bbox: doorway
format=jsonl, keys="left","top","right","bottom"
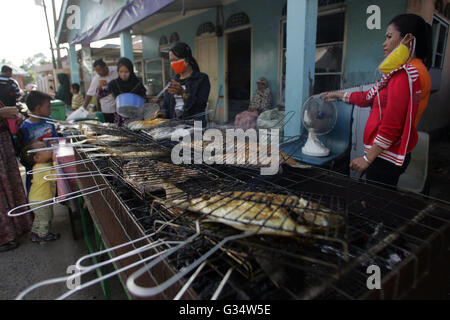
{"left": 195, "top": 33, "right": 219, "bottom": 122}
{"left": 225, "top": 27, "right": 252, "bottom": 123}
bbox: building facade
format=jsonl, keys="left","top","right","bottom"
{"left": 56, "top": 0, "right": 450, "bottom": 149}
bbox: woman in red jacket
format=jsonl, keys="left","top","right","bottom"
{"left": 322, "top": 14, "right": 432, "bottom": 187}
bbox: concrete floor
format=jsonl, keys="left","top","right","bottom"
{"left": 1, "top": 132, "right": 449, "bottom": 300}
{"left": 0, "top": 166, "right": 127, "bottom": 300}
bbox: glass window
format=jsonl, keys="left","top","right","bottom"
{"left": 316, "top": 12, "right": 345, "bottom": 45}
{"left": 279, "top": 10, "right": 346, "bottom": 102}
{"left": 432, "top": 15, "right": 449, "bottom": 69}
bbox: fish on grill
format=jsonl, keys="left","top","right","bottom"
{"left": 146, "top": 124, "right": 194, "bottom": 141}
{"left": 80, "top": 143, "right": 171, "bottom": 158}
{"left": 179, "top": 140, "right": 310, "bottom": 169}
{"left": 185, "top": 191, "right": 311, "bottom": 237}
{"left": 85, "top": 135, "right": 133, "bottom": 143}
{"left": 122, "top": 160, "right": 200, "bottom": 193}
{"left": 161, "top": 189, "right": 344, "bottom": 237}
{"left": 127, "top": 118, "right": 168, "bottom": 130}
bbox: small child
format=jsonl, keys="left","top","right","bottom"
{"left": 70, "top": 83, "right": 84, "bottom": 111}
{"left": 20, "top": 91, "right": 58, "bottom": 195}
{"left": 22, "top": 141, "right": 60, "bottom": 244}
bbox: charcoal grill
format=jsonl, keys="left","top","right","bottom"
{"left": 65, "top": 125, "right": 450, "bottom": 300}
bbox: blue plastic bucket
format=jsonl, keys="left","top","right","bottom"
{"left": 116, "top": 93, "right": 145, "bottom": 118}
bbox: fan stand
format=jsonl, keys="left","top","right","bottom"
{"left": 302, "top": 131, "right": 330, "bottom": 157}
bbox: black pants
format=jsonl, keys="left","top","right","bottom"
{"left": 103, "top": 113, "right": 115, "bottom": 123}
{"left": 364, "top": 154, "right": 411, "bottom": 189}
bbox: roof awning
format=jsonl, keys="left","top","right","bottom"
{"left": 68, "top": 0, "right": 231, "bottom": 45}
{"left": 70, "top": 0, "right": 177, "bottom": 45}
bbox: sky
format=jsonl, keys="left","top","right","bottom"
{"left": 0, "top": 0, "right": 120, "bottom": 68}
{"left": 0, "top": 0, "right": 66, "bottom": 66}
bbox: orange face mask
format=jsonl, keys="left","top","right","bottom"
{"left": 171, "top": 59, "right": 187, "bottom": 74}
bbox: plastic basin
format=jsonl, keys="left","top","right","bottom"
{"left": 116, "top": 93, "right": 145, "bottom": 118}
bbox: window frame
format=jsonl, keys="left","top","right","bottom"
{"left": 431, "top": 13, "right": 449, "bottom": 70}
{"left": 278, "top": 5, "right": 347, "bottom": 104}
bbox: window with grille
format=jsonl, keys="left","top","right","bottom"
{"left": 431, "top": 14, "right": 449, "bottom": 69}
{"left": 197, "top": 22, "right": 216, "bottom": 36}
{"left": 225, "top": 13, "right": 250, "bottom": 29}
{"left": 279, "top": 9, "right": 346, "bottom": 104}
{"left": 170, "top": 32, "right": 180, "bottom": 43}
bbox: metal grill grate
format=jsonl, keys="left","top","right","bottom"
{"left": 49, "top": 123, "right": 450, "bottom": 300}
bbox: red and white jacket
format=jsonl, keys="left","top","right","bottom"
{"left": 344, "top": 65, "right": 421, "bottom": 166}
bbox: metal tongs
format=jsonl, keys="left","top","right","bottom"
{"left": 126, "top": 219, "right": 255, "bottom": 298}
{"left": 16, "top": 214, "right": 189, "bottom": 300}
{"left": 7, "top": 185, "right": 109, "bottom": 217}
{"left": 28, "top": 114, "right": 72, "bottom": 125}
{"left": 15, "top": 235, "right": 183, "bottom": 300}
{"left": 26, "top": 140, "right": 91, "bottom": 154}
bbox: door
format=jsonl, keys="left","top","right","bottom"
{"left": 195, "top": 33, "right": 219, "bottom": 123}
{"left": 224, "top": 27, "right": 252, "bottom": 123}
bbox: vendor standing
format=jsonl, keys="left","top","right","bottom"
{"left": 155, "top": 42, "right": 211, "bottom": 126}
{"left": 321, "top": 14, "right": 432, "bottom": 188}
{"left": 108, "top": 57, "right": 147, "bottom": 127}
{"left": 82, "top": 59, "right": 118, "bottom": 123}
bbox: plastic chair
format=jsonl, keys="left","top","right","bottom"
{"left": 280, "top": 101, "right": 354, "bottom": 167}
{"left": 397, "top": 132, "right": 430, "bottom": 195}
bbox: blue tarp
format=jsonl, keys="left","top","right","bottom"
{"left": 70, "top": 0, "right": 176, "bottom": 45}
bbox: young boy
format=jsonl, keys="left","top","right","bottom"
{"left": 22, "top": 141, "right": 60, "bottom": 244}
{"left": 70, "top": 83, "right": 84, "bottom": 111}
{"left": 20, "top": 91, "right": 58, "bottom": 195}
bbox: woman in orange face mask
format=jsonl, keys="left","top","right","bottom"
{"left": 155, "top": 42, "right": 211, "bottom": 126}
{"left": 321, "top": 14, "right": 432, "bottom": 188}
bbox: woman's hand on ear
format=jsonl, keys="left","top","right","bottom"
{"left": 401, "top": 33, "right": 414, "bottom": 46}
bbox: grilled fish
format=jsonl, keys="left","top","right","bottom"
{"left": 163, "top": 189, "right": 344, "bottom": 236}
{"left": 147, "top": 125, "right": 194, "bottom": 141}
{"left": 186, "top": 191, "right": 311, "bottom": 237}
{"left": 127, "top": 118, "right": 167, "bottom": 130}
{"left": 180, "top": 140, "right": 310, "bottom": 169}
{"left": 122, "top": 160, "right": 200, "bottom": 193}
